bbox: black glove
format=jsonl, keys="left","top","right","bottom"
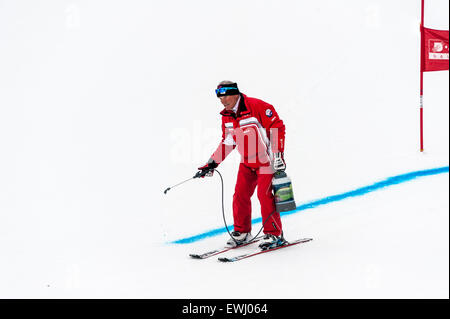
{"left": 195, "top": 159, "right": 218, "bottom": 178}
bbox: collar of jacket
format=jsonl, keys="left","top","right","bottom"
{"left": 219, "top": 93, "right": 251, "bottom": 118}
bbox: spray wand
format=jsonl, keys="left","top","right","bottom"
{"left": 163, "top": 171, "right": 205, "bottom": 194}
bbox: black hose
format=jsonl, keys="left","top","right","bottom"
{"left": 214, "top": 169, "right": 281, "bottom": 246}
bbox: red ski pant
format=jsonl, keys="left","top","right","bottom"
{"left": 232, "top": 163, "right": 282, "bottom": 236}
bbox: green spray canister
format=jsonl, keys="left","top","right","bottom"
{"left": 272, "top": 171, "right": 296, "bottom": 212}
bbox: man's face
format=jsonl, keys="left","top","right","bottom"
{"left": 219, "top": 94, "right": 240, "bottom": 111}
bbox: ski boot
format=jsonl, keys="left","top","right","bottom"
{"left": 258, "top": 234, "right": 286, "bottom": 251}
{"left": 226, "top": 231, "right": 253, "bottom": 247}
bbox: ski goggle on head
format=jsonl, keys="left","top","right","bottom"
{"left": 215, "top": 86, "right": 240, "bottom": 97}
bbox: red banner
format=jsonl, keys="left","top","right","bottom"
{"left": 421, "top": 26, "right": 449, "bottom": 72}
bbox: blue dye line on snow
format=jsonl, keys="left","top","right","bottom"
{"left": 170, "top": 166, "right": 449, "bottom": 244}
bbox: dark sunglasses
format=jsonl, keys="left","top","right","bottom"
{"left": 215, "top": 87, "right": 238, "bottom": 95}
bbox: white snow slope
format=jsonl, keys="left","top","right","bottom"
{"left": 0, "top": 0, "right": 448, "bottom": 298}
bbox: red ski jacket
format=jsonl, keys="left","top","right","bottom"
{"left": 210, "top": 94, "right": 286, "bottom": 168}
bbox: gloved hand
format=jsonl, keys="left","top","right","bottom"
{"left": 195, "top": 159, "right": 218, "bottom": 178}
{"left": 272, "top": 152, "right": 286, "bottom": 171}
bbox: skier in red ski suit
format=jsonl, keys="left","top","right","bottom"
{"left": 198, "top": 81, "right": 287, "bottom": 248}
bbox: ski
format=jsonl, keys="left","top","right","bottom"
{"left": 218, "top": 238, "right": 313, "bottom": 262}
{"left": 189, "top": 236, "right": 264, "bottom": 259}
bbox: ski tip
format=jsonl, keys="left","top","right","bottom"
{"left": 189, "top": 254, "right": 202, "bottom": 259}
{"left": 285, "top": 237, "right": 313, "bottom": 244}
{"left": 218, "top": 257, "right": 232, "bottom": 262}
